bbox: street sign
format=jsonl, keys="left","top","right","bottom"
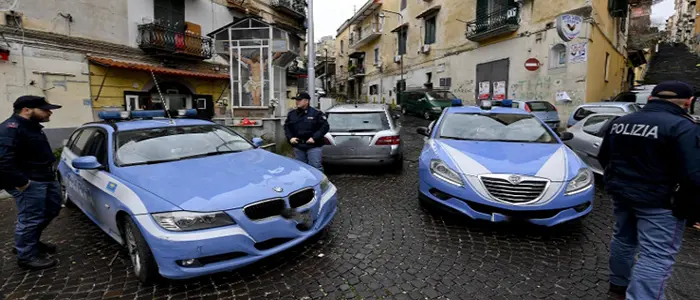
{"left": 524, "top": 58, "right": 540, "bottom": 71}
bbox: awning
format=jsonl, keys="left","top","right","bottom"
{"left": 391, "top": 23, "right": 409, "bottom": 33}
{"left": 349, "top": 51, "right": 365, "bottom": 59}
{"left": 416, "top": 5, "right": 441, "bottom": 19}
{"left": 88, "top": 56, "right": 229, "bottom": 80}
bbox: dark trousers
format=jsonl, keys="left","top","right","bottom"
{"left": 7, "top": 180, "right": 62, "bottom": 260}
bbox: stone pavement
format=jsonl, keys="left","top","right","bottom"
{"left": 1, "top": 116, "right": 699, "bottom": 300}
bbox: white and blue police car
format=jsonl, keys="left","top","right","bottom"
{"left": 57, "top": 109, "right": 338, "bottom": 282}
{"left": 415, "top": 100, "right": 594, "bottom": 227}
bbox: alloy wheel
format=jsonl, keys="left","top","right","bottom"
{"left": 125, "top": 225, "right": 142, "bottom": 275}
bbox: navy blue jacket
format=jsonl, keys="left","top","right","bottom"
{"left": 284, "top": 107, "right": 329, "bottom": 150}
{"left": 0, "top": 114, "right": 57, "bottom": 189}
{"left": 598, "top": 100, "right": 700, "bottom": 209}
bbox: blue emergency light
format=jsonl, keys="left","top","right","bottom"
{"left": 98, "top": 111, "right": 131, "bottom": 120}
{"left": 480, "top": 100, "right": 493, "bottom": 110}
{"left": 176, "top": 109, "right": 198, "bottom": 117}
{"left": 131, "top": 110, "right": 166, "bottom": 119}
{"left": 500, "top": 99, "right": 513, "bottom": 108}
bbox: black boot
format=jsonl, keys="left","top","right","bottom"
{"left": 609, "top": 283, "right": 627, "bottom": 299}
{"left": 17, "top": 255, "right": 57, "bottom": 270}
{"left": 12, "top": 242, "right": 56, "bottom": 255}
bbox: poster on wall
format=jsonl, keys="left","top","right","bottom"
{"left": 569, "top": 41, "right": 587, "bottom": 64}
{"left": 556, "top": 14, "right": 584, "bottom": 42}
{"left": 478, "top": 81, "right": 491, "bottom": 100}
{"left": 493, "top": 81, "right": 506, "bottom": 100}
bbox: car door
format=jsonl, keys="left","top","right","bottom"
{"left": 61, "top": 128, "right": 97, "bottom": 211}
{"left": 575, "top": 115, "right": 618, "bottom": 173}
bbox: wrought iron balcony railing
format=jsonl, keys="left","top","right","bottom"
{"left": 465, "top": 5, "right": 520, "bottom": 42}
{"left": 271, "top": 0, "right": 306, "bottom": 19}
{"left": 137, "top": 23, "right": 214, "bottom": 60}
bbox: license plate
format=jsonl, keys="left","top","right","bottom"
{"left": 287, "top": 209, "right": 313, "bottom": 228}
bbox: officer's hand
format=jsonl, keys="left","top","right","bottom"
{"left": 290, "top": 137, "right": 299, "bottom": 144}
{"left": 306, "top": 138, "right": 315, "bottom": 144}
{"left": 17, "top": 181, "right": 30, "bottom": 192}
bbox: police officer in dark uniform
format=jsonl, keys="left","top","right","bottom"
{"left": 284, "top": 92, "right": 329, "bottom": 172}
{"left": 598, "top": 81, "right": 700, "bottom": 300}
{"left": 0, "top": 96, "right": 63, "bottom": 270}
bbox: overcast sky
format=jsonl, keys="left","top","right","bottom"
{"left": 312, "top": 0, "right": 677, "bottom": 42}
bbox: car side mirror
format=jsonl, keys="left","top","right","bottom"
{"left": 416, "top": 127, "right": 430, "bottom": 137}
{"left": 252, "top": 137, "right": 264, "bottom": 148}
{"left": 72, "top": 156, "right": 103, "bottom": 170}
{"left": 559, "top": 132, "right": 574, "bottom": 141}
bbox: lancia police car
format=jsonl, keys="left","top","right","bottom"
{"left": 57, "top": 109, "right": 338, "bottom": 282}
{"left": 415, "top": 100, "right": 594, "bottom": 227}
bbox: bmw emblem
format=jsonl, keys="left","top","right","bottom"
{"left": 273, "top": 187, "right": 284, "bottom": 193}
{"left": 507, "top": 175, "right": 522, "bottom": 185}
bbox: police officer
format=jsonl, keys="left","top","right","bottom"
{"left": 598, "top": 81, "right": 700, "bottom": 300}
{"left": 0, "top": 96, "right": 63, "bottom": 270}
{"left": 284, "top": 92, "right": 329, "bottom": 172}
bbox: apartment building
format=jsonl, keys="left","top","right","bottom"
{"left": 667, "top": 0, "right": 697, "bottom": 44}
{"left": 334, "top": 0, "right": 632, "bottom": 120}
{"left": 0, "top": 0, "right": 306, "bottom": 147}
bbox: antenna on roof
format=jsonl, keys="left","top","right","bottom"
{"left": 150, "top": 69, "right": 174, "bottom": 124}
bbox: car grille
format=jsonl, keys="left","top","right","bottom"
{"left": 480, "top": 176, "right": 548, "bottom": 203}
{"left": 289, "top": 188, "right": 315, "bottom": 208}
{"left": 244, "top": 199, "right": 285, "bottom": 220}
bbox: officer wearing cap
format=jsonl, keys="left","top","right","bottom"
{"left": 284, "top": 92, "right": 329, "bottom": 171}
{"left": 598, "top": 81, "right": 700, "bottom": 299}
{"left": 0, "top": 95, "right": 63, "bottom": 270}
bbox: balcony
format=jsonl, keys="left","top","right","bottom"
{"left": 465, "top": 5, "right": 520, "bottom": 42}
{"left": 137, "top": 23, "right": 213, "bottom": 60}
{"left": 226, "top": 0, "right": 261, "bottom": 15}
{"left": 348, "top": 65, "right": 365, "bottom": 79}
{"left": 350, "top": 23, "right": 382, "bottom": 49}
{"left": 271, "top": 0, "right": 306, "bottom": 20}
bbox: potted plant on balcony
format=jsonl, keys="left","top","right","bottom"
{"left": 348, "top": 64, "right": 357, "bottom": 74}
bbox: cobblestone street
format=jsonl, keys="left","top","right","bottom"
{"left": 1, "top": 116, "right": 699, "bottom": 300}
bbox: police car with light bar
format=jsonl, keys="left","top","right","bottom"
{"left": 57, "top": 109, "right": 338, "bottom": 282}
{"left": 415, "top": 100, "right": 594, "bottom": 227}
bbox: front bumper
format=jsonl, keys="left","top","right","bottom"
{"left": 135, "top": 185, "right": 338, "bottom": 280}
{"left": 419, "top": 172, "right": 593, "bottom": 227}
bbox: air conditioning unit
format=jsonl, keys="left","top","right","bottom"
{"left": 394, "top": 55, "right": 401, "bottom": 63}
{"left": 421, "top": 44, "right": 431, "bottom": 54}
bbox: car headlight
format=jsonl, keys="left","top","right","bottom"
{"left": 320, "top": 175, "right": 332, "bottom": 194}
{"left": 430, "top": 159, "right": 464, "bottom": 187}
{"left": 566, "top": 168, "right": 594, "bottom": 195}
{"left": 431, "top": 107, "right": 442, "bottom": 111}
{"left": 152, "top": 211, "right": 235, "bottom": 232}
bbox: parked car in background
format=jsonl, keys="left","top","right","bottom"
{"left": 399, "top": 88, "right": 463, "bottom": 120}
{"left": 609, "top": 84, "right": 655, "bottom": 106}
{"left": 493, "top": 99, "right": 561, "bottom": 130}
{"left": 415, "top": 101, "right": 594, "bottom": 227}
{"left": 322, "top": 104, "right": 403, "bottom": 171}
{"left": 566, "top": 102, "right": 641, "bottom": 128}
{"left": 564, "top": 112, "right": 628, "bottom": 175}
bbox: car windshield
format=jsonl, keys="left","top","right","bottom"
{"left": 574, "top": 106, "right": 625, "bottom": 121}
{"left": 635, "top": 92, "right": 650, "bottom": 105}
{"left": 527, "top": 101, "right": 556, "bottom": 112}
{"left": 438, "top": 113, "right": 558, "bottom": 144}
{"left": 427, "top": 91, "right": 457, "bottom": 100}
{"left": 327, "top": 112, "right": 390, "bottom": 132}
{"left": 115, "top": 125, "right": 253, "bottom": 167}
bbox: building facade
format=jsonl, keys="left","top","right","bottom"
{"left": 334, "top": 0, "right": 632, "bottom": 121}
{"left": 666, "top": 0, "right": 696, "bottom": 44}
{"left": 0, "top": 0, "right": 306, "bottom": 147}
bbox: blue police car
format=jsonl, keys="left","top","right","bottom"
{"left": 57, "top": 109, "right": 338, "bottom": 282}
{"left": 415, "top": 100, "right": 594, "bottom": 227}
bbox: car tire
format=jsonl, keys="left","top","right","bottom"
{"left": 121, "top": 216, "right": 159, "bottom": 284}
{"left": 58, "top": 175, "right": 75, "bottom": 208}
{"left": 391, "top": 155, "right": 404, "bottom": 173}
{"left": 401, "top": 106, "right": 407, "bottom": 115}
{"left": 423, "top": 111, "right": 431, "bottom": 120}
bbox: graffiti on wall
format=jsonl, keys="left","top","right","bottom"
{"left": 509, "top": 76, "right": 554, "bottom": 101}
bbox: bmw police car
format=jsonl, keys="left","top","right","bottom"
{"left": 415, "top": 100, "right": 594, "bottom": 227}
{"left": 57, "top": 110, "right": 338, "bottom": 282}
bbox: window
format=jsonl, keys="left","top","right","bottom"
{"left": 326, "top": 112, "right": 391, "bottom": 132}
{"left": 374, "top": 47, "right": 380, "bottom": 64}
{"left": 369, "top": 85, "right": 379, "bottom": 95}
{"left": 526, "top": 101, "right": 557, "bottom": 112}
{"left": 573, "top": 106, "right": 624, "bottom": 121}
{"left": 398, "top": 29, "right": 408, "bottom": 55}
{"left": 427, "top": 91, "right": 457, "bottom": 100}
{"left": 424, "top": 16, "right": 437, "bottom": 44}
{"left": 604, "top": 52, "right": 610, "bottom": 82}
{"left": 438, "top": 113, "right": 558, "bottom": 144}
{"left": 340, "top": 40, "right": 344, "bottom": 54}
{"left": 400, "top": 0, "right": 407, "bottom": 11}
{"left": 154, "top": 0, "right": 185, "bottom": 31}
{"left": 196, "top": 98, "right": 207, "bottom": 109}
{"left": 70, "top": 129, "right": 96, "bottom": 156}
{"left": 83, "top": 131, "right": 108, "bottom": 167}
{"left": 549, "top": 44, "right": 567, "bottom": 69}
{"left": 582, "top": 115, "right": 616, "bottom": 137}
{"left": 115, "top": 125, "right": 254, "bottom": 167}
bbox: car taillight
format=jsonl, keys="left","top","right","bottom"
{"left": 375, "top": 135, "right": 400, "bottom": 145}
{"left": 524, "top": 105, "right": 531, "bottom": 112}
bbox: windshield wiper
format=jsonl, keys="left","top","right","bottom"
{"left": 347, "top": 129, "right": 378, "bottom": 132}
{"left": 120, "top": 150, "right": 241, "bottom": 167}
{"left": 439, "top": 136, "right": 475, "bottom": 141}
{"left": 120, "top": 158, "right": 183, "bottom": 167}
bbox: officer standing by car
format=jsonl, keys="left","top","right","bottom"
{"left": 598, "top": 81, "right": 700, "bottom": 300}
{"left": 0, "top": 96, "right": 63, "bottom": 270}
{"left": 284, "top": 92, "right": 329, "bottom": 172}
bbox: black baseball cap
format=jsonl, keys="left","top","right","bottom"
{"left": 292, "top": 92, "right": 311, "bottom": 101}
{"left": 13, "top": 96, "right": 62, "bottom": 110}
{"left": 650, "top": 81, "right": 695, "bottom": 99}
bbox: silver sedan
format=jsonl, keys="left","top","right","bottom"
{"left": 564, "top": 112, "right": 628, "bottom": 175}
{"left": 322, "top": 103, "right": 404, "bottom": 171}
